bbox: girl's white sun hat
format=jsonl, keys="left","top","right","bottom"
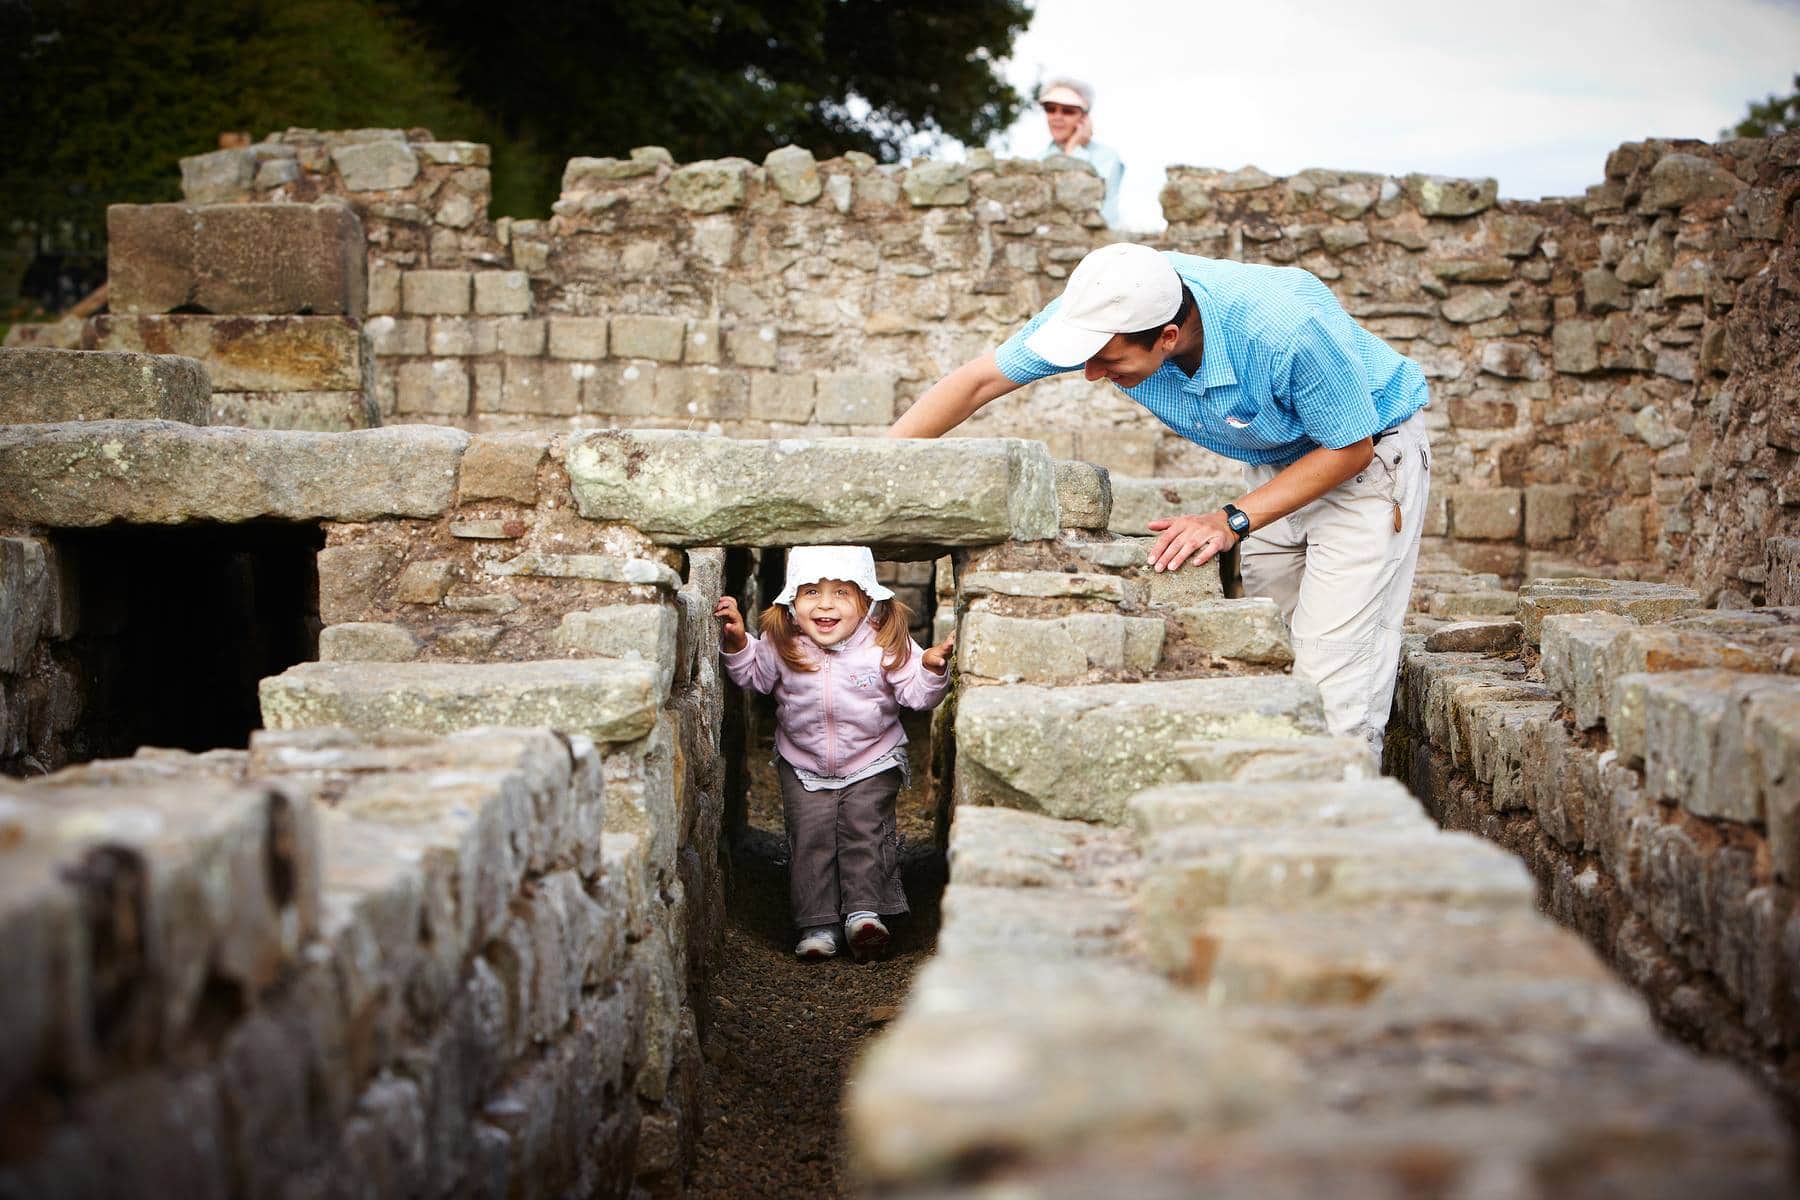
{"left": 775, "top": 546, "right": 895, "bottom": 610}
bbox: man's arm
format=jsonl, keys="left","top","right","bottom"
{"left": 1145, "top": 438, "right": 1374, "bottom": 572}
{"left": 887, "top": 351, "right": 1022, "bottom": 438}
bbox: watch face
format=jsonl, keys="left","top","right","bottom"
{"left": 1227, "top": 508, "right": 1250, "bottom": 533}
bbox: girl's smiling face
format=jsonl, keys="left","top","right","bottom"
{"left": 791, "top": 578, "right": 869, "bottom": 648}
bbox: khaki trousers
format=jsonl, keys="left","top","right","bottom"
{"left": 777, "top": 759, "right": 908, "bottom": 928}
{"left": 1238, "top": 409, "right": 1430, "bottom": 756}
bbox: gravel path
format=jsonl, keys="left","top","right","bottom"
{"left": 689, "top": 719, "right": 943, "bottom": 1199}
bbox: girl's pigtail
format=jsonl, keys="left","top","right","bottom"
{"left": 871, "top": 598, "right": 918, "bottom": 673}
{"left": 758, "top": 603, "right": 820, "bottom": 672}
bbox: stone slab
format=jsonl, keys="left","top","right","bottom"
{"left": 1174, "top": 598, "right": 1294, "bottom": 665}
{"left": 955, "top": 676, "right": 1327, "bottom": 824}
{"left": 1174, "top": 736, "right": 1379, "bottom": 783}
{"left": 107, "top": 203, "right": 367, "bottom": 317}
{"left": 88, "top": 315, "right": 366, "bottom": 393}
{"left": 0, "top": 348, "right": 209, "bottom": 425}
{"left": 564, "top": 430, "right": 1057, "bottom": 547}
{"left": 1107, "top": 477, "right": 1240, "bottom": 536}
{"left": 1539, "top": 611, "right": 1634, "bottom": 729}
{"left": 1517, "top": 577, "right": 1702, "bottom": 645}
{"left": 0, "top": 422, "right": 467, "bottom": 526}
{"left": 259, "top": 659, "right": 661, "bottom": 746}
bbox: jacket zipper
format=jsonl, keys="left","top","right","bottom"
{"left": 822, "top": 657, "right": 837, "bottom": 776}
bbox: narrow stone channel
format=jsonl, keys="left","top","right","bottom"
{"left": 690, "top": 714, "right": 945, "bottom": 1199}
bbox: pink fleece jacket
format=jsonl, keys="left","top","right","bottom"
{"left": 722, "top": 612, "right": 950, "bottom": 778}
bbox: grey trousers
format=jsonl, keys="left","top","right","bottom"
{"left": 777, "top": 758, "right": 908, "bottom": 928}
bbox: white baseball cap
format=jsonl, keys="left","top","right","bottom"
{"left": 1024, "top": 243, "right": 1184, "bottom": 368}
{"left": 774, "top": 546, "right": 895, "bottom": 610}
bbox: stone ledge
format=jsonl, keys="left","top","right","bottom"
{"left": 1107, "top": 476, "right": 1240, "bottom": 536}
{"left": 0, "top": 421, "right": 466, "bottom": 526}
{"left": 0, "top": 347, "right": 210, "bottom": 426}
{"left": 563, "top": 430, "right": 1058, "bottom": 548}
{"left": 89, "top": 314, "right": 366, "bottom": 393}
{"left": 106, "top": 203, "right": 367, "bottom": 317}
{"left": 259, "top": 659, "right": 662, "bottom": 746}
{"left": 1518, "top": 577, "right": 1702, "bottom": 645}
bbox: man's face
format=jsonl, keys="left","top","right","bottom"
{"left": 1083, "top": 330, "right": 1175, "bottom": 388}
{"left": 1042, "top": 101, "right": 1084, "bottom": 143}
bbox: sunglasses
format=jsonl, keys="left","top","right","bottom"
{"left": 1041, "top": 102, "right": 1086, "bottom": 116}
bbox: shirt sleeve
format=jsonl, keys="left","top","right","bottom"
{"left": 992, "top": 294, "right": 1076, "bottom": 385}
{"left": 1276, "top": 311, "right": 1383, "bottom": 450}
{"left": 722, "top": 634, "right": 780, "bottom": 694}
{"left": 887, "top": 638, "right": 952, "bottom": 711}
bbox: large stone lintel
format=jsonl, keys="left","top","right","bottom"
{"left": 563, "top": 430, "right": 1058, "bottom": 548}
{"left": 0, "top": 421, "right": 466, "bottom": 526}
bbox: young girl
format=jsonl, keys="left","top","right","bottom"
{"left": 715, "top": 545, "right": 954, "bottom": 960}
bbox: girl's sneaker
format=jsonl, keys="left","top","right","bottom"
{"left": 844, "top": 912, "right": 890, "bottom": 959}
{"left": 794, "top": 926, "right": 840, "bottom": 960}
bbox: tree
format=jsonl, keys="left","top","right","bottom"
{"left": 1725, "top": 73, "right": 1800, "bottom": 139}
{"left": 390, "top": 0, "right": 1032, "bottom": 213}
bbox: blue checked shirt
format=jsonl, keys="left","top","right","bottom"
{"left": 995, "top": 252, "right": 1429, "bottom": 467}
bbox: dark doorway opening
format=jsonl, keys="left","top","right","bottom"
{"left": 54, "top": 522, "right": 322, "bottom": 761}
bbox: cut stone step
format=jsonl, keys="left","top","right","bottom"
{"left": 954, "top": 676, "right": 1326, "bottom": 824}
{"left": 1517, "top": 577, "right": 1701, "bottom": 645}
{"left": 0, "top": 421, "right": 466, "bottom": 526}
{"left": 1175, "top": 735, "right": 1378, "bottom": 782}
{"left": 89, "top": 314, "right": 367, "bottom": 393}
{"left": 259, "top": 658, "right": 661, "bottom": 747}
{"left": 0, "top": 347, "right": 209, "bottom": 425}
{"left": 563, "top": 429, "right": 1058, "bottom": 548}
{"left": 1107, "top": 476, "right": 1240, "bottom": 536}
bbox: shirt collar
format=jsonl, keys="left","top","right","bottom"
{"left": 1190, "top": 286, "right": 1237, "bottom": 390}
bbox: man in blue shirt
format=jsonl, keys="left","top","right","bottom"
{"left": 888, "top": 242, "right": 1432, "bottom": 755}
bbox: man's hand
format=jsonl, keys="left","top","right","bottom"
{"left": 921, "top": 633, "right": 955, "bottom": 675}
{"left": 1146, "top": 512, "right": 1237, "bottom": 572}
{"left": 715, "top": 597, "right": 748, "bottom": 653}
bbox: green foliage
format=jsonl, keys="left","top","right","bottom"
{"left": 1725, "top": 73, "right": 1800, "bottom": 139}
{"left": 1, "top": 0, "right": 536, "bottom": 257}
{"left": 390, "top": 0, "right": 1032, "bottom": 214}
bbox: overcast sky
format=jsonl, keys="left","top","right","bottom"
{"left": 978, "top": 0, "right": 1800, "bottom": 229}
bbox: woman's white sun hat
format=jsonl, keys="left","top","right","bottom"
{"left": 775, "top": 546, "right": 895, "bottom": 610}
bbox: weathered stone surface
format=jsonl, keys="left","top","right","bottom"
{"left": 0, "top": 348, "right": 210, "bottom": 425}
{"left": 1517, "top": 577, "right": 1703, "bottom": 645}
{"left": 458, "top": 432, "right": 548, "bottom": 503}
{"left": 318, "top": 621, "right": 421, "bottom": 661}
{"left": 1641, "top": 153, "right": 1739, "bottom": 210}
{"left": 0, "top": 537, "right": 51, "bottom": 674}
{"left": 208, "top": 391, "right": 378, "bottom": 432}
{"left": 961, "top": 571, "right": 1126, "bottom": 602}
{"left": 1430, "top": 590, "right": 1520, "bottom": 620}
{"left": 564, "top": 431, "right": 1057, "bottom": 547}
{"left": 330, "top": 140, "right": 420, "bottom": 192}
{"left": 1538, "top": 610, "right": 1633, "bottom": 729}
{"left": 762, "top": 145, "right": 822, "bottom": 204}
{"left": 955, "top": 676, "right": 1327, "bottom": 823}
{"left": 665, "top": 160, "right": 748, "bottom": 213}
{"left": 88, "top": 315, "right": 365, "bottom": 393}
{"left": 0, "top": 422, "right": 467, "bottom": 526}
{"left": 1174, "top": 598, "right": 1293, "bottom": 664}
{"left": 1405, "top": 174, "right": 1498, "bottom": 216}
{"left": 107, "top": 203, "right": 367, "bottom": 316}
{"left": 554, "top": 604, "right": 678, "bottom": 696}
{"left": 901, "top": 162, "right": 970, "bottom": 206}
{"left": 1146, "top": 559, "right": 1226, "bottom": 608}
{"left": 1053, "top": 461, "right": 1111, "bottom": 530}
{"left": 1441, "top": 289, "right": 1511, "bottom": 324}
{"left": 1449, "top": 486, "right": 1522, "bottom": 539}
{"left": 180, "top": 147, "right": 254, "bottom": 202}
{"left": 1175, "top": 735, "right": 1377, "bottom": 783}
{"left": 959, "top": 611, "right": 1162, "bottom": 682}
{"left": 1423, "top": 619, "right": 1522, "bottom": 654}
{"left": 1107, "top": 477, "right": 1240, "bottom": 535}
{"left": 483, "top": 550, "right": 681, "bottom": 590}
{"left": 260, "top": 659, "right": 661, "bottom": 745}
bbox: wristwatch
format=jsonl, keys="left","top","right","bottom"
{"left": 1222, "top": 504, "right": 1251, "bottom": 537}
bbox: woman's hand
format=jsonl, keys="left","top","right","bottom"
{"left": 715, "top": 597, "right": 748, "bottom": 653}
{"left": 922, "top": 633, "right": 955, "bottom": 675}
{"left": 1071, "top": 113, "right": 1094, "bottom": 149}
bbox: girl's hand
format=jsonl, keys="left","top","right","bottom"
{"left": 922, "top": 633, "right": 955, "bottom": 675}
{"left": 715, "top": 597, "right": 748, "bottom": 653}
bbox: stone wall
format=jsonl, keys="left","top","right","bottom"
{"left": 1388, "top": 576, "right": 1800, "bottom": 1113}
{"left": 8, "top": 126, "right": 1791, "bottom": 594}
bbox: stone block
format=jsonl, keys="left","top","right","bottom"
{"left": 1174, "top": 598, "right": 1293, "bottom": 665}
{"left": 961, "top": 571, "right": 1127, "bottom": 602}
{"left": 554, "top": 604, "right": 679, "bottom": 697}
{"left": 483, "top": 551, "right": 681, "bottom": 590}
{"left": 1448, "top": 486, "right": 1522, "bottom": 540}
{"left": 954, "top": 675, "right": 1326, "bottom": 824}
{"left": 1640, "top": 670, "right": 1769, "bottom": 821}
{"left": 458, "top": 432, "right": 548, "bottom": 503}
{"left": 1641, "top": 153, "right": 1739, "bottom": 210}
{"left": 260, "top": 659, "right": 661, "bottom": 746}
{"left": 0, "top": 537, "right": 50, "bottom": 674}
{"left": 958, "top": 612, "right": 1088, "bottom": 683}
{"left": 0, "top": 348, "right": 210, "bottom": 425}
{"left": 901, "top": 162, "right": 970, "bottom": 206}
{"left": 1174, "top": 735, "right": 1377, "bottom": 783}
{"left": 1145, "top": 559, "right": 1225, "bottom": 607}
{"left": 684, "top": 319, "right": 720, "bottom": 365}
{"left": 1054, "top": 461, "right": 1111, "bottom": 530}
{"left": 1404, "top": 174, "right": 1498, "bottom": 216}
{"left": 330, "top": 140, "right": 420, "bottom": 191}
{"left": 1073, "top": 429, "right": 1157, "bottom": 476}
{"left": 396, "top": 360, "right": 469, "bottom": 416}
{"left": 763, "top": 145, "right": 822, "bottom": 204}
{"left": 0, "top": 422, "right": 466, "bottom": 527}
{"left": 543, "top": 317, "right": 606, "bottom": 360}
{"left": 1423, "top": 619, "right": 1522, "bottom": 654}
{"left": 815, "top": 373, "right": 895, "bottom": 425}
{"left": 1538, "top": 611, "right": 1633, "bottom": 728}
{"left": 1107, "top": 477, "right": 1240, "bottom": 535}
{"left": 609, "top": 315, "right": 684, "bottom": 362}
{"left": 473, "top": 271, "right": 531, "bottom": 316}
{"left": 394, "top": 559, "right": 455, "bottom": 605}
{"left": 318, "top": 622, "right": 421, "bottom": 661}
{"left": 179, "top": 147, "right": 254, "bottom": 202}
{"left": 563, "top": 430, "right": 1058, "bottom": 548}
{"left": 402, "top": 270, "right": 472, "bottom": 316}
{"left": 1429, "top": 590, "right": 1519, "bottom": 620}
{"left": 207, "top": 391, "right": 377, "bottom": 432}
{"left": 1553, "top": 320, "right": 1602, "bottom": 374}
{"left": 1517, "top": 577, "right": 1702, "bottom": 645}
{"left": 1441, "top": 289, "right": 1511, "bottom": 324}
{"left": 107, "top": 202, "right": 366, "bottom": 317}
{"left": 1525, "top": 485, "right": 1579, "bottom": 546}
{"left": 89, "top": 315, "right": 365, "bottom": 393}
{"left": 665, "top": 159, "right": 748, "bottom": 213}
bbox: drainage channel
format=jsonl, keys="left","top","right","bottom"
{"left": 690, "top": 709, "right": 946, "bottom": 1199}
